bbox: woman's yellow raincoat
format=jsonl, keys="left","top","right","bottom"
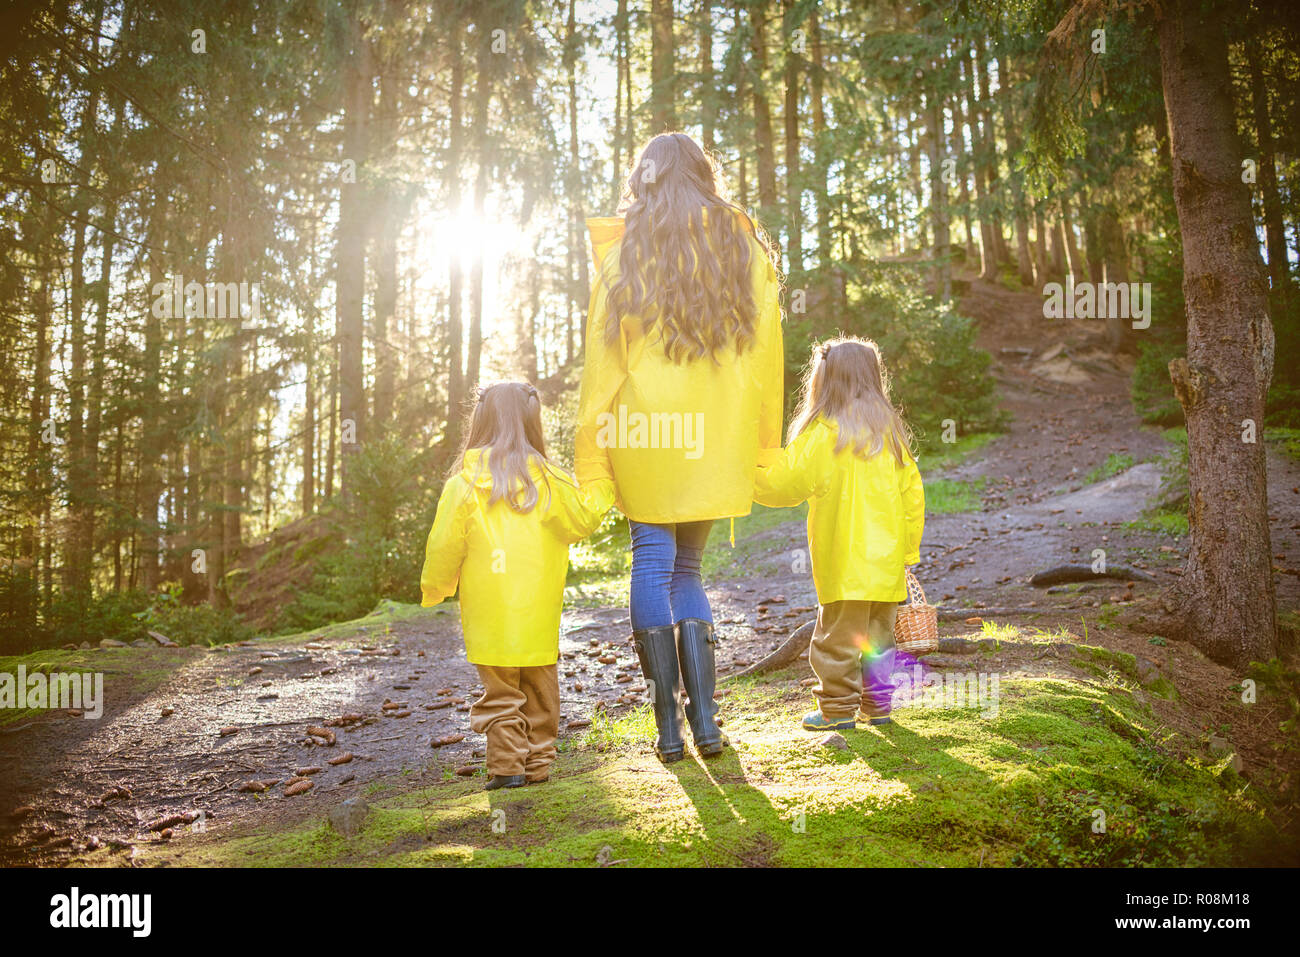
{"left": 754, "top": 418, "right": 925, "bottom": 603}
{"left": 576, "top": 213, "right": 784, "bottom": 524}
{"left": 420, "top": 449, "right": 614, "bottom": 667}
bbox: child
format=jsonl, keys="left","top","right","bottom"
{"left": 421, "top": 382, "right": 613, "bottom": 790}
{"left": 754, "top": 338, "right": 925, "bottom": 731}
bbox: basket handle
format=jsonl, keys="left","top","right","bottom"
{"left": 904, "top": 569, "right": 927, "bottom": 606}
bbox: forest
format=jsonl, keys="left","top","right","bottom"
{"left": 4, "top": 0, "right": 1291, "bottom": 660}
{"left": 0, "top": 0, "right": 1298, "bottom": 871}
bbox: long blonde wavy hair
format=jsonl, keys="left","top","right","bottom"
{"left": 788, "top": 337, "right": 914, "bottom": 464}
{"left": 604, "top": 132, "right": 778, "bottom": 362}
{"left": 452, "top": 382, "right": 552, "bottom": 513}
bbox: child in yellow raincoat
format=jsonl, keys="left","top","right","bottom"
{"left": 421, "top": 382, "right": 613, "bottom": 790}
{"left": 755, "top": 338, "right": 925, "bottom": 730}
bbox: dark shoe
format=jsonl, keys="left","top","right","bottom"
{"left": 632, "top": 624, "right": 685, "bottom": 763}
{"left": 484, "top": 774, "right": 526, "bottom": 791}
{"left": 676, "top": 618, "right": 728, "bottom": 757}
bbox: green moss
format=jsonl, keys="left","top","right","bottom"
{"left": 918, "top": 431, "right": 998, "bottom": 470}
{"left": 1125, "top": 511, "right": 1189, "bottom": 536}
{"left": 0, "top": 647, "right": 178, "bottom": 726}
{"left": 138, "top": 670, "right": 1293, "bottom": 868}
{"left": 925, "top": 477, "right": 988, "bottom": 514}
{"left": 1264, "top": 427, "right": 1300, "bottom": 462}
{"left": 1084, "top": 453, "right": 1135, "bottom": 485}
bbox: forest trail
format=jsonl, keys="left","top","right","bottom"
{"left": 2, "top": 273, "right": 1298, "bottom": 866}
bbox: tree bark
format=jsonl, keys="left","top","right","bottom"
{"left": 650, "top": 0, "right": 676, "bottom": 130}
{"left": 1245, "top": 42, "right": 1290, "bottom": 299}
{"left": 1159, "top": 0, "right": 1277, "bottom": 667}
{"left": 749, "top": 0, "right": 778, "bottom": 220}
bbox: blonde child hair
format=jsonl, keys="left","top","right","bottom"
{"left": 452, "top": 381, "right": 552, "bottom": 513}
{"left": 788, "top": 336, "right": 913, "bottom": 464}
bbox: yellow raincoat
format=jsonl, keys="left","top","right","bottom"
{"left": 420, "top": 449, "right": 614, "bottom": 667}
{"left": 754, "top": 417, "right": 925, "bottom": 603}
{"left": 575, "top": 213, "right": 784, "bottom": 523}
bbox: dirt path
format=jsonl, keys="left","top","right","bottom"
{"left": 3, "top": 274, "right": 1297, "bottom": 866}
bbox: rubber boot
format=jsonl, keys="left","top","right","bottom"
{"left": 676, "top": 618, "right": 727, "bottom": 757}
{"left": 632, "top": 625, "right": 685, "bottom": 763}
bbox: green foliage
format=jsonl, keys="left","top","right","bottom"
{"left": 925, "top": 477, "right": 988, "bottom": 514}
{"left": 1128, "top": 237, "right": 1188, "bottom": 425}
{"left": 787, "top": 264, "right": 1005, "bottom": 454}
{"left": 1084, "top": 453, "right": 1134, "bottom": 485}
{"left": 280, "top": 436, "right": 438, "bottom": 631}
{"left": 135, "top": 586, "right": 254, "bottom": 647}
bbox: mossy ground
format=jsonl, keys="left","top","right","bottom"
{"left": 0, "top": 647, "right": 179, "bottom": 728}
{"left": 136, "top": 653, "right": 1291, "bottom": 868}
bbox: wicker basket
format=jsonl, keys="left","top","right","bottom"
{"left": 894, "top": 570, "right": 938, "bottom": 655}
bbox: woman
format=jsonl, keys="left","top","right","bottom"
{"left": 576, "top": 132, "right": 784, "bottom": 762}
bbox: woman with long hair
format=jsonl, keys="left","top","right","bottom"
{"left": 576, "top": 132, "right": 784, "bottom": 762}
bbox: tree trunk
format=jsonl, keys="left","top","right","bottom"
{"left": 445, "top": 22, "right": 466, "bottom": 452}
{"left": 925, "top": 86, "right": 950, "bottom": 301}
{"left": 650, "top": 0, "right": 676, "bottom": 131}
{"left": 1061, "top": 196, "right": 1085, "bottom": 280}
{"left": 1246, "top": 42, "right": 1290, "bottom": 299}
{"left": 1159, "top": 0, "right": 1276, "bottom": 668}
{"left": 337, "top": 8, "right": 370, "bottom": 496}
{"left": 700, "top": 0, "right": 715, "bottom": 152}
{"left": 810, "top": 7, "right": 830, "bottom": 266}
{"left": 965, "top": 46, "right": 997, "bottom": 281}
{"left": 1099, "top": 204, "right": 1131, "bottom": 352}
{"left": 782, "top": 0, "right": 801, "bottom": 274}
{"left": 749, "top": 0, "right": 778, "bottom": 220}
{"left": 567, "top": 0, "right": 589, "bottom": 355}
{"left": 466, "top": 17, "right": 494, "bottom": 393}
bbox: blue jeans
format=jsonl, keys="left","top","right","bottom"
{"left": 629, "top": 520, "right": 714, "bottom": 631}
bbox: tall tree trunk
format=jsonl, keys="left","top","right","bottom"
{"left": 1159, "top": 0, "right": 1276, "bottom": 667}
{"left": 139, "top": 191, "right": 166, "bottom": 594}
{"left": 749, "top": 0, "right": 778, "bottom": 222}
{"left": 1061, "top": 196, "right": 1085, "bottom": 280}
{"left": 925, "top": 86, "right": 951, "bottom": 301}
{"left": 650, "top": 0, "right": 676, "bottom": 130}
{"left": 612, "top": 0, "right": 628, "bottom": 207}
{"left": 84, "top": 197, "right": 116, "bottom": 597}
{"left": 810, "top": 7, "right": 830, "bottom": 266}
{"left": 782, "top": 0, "right": 801, "bottom": 275}
{"left": 466, "top": 16, "right": 494, "bottom": 394}
{"left": 1246, "top": 42, "right": 1290, "bottom": 299}
{"left": 951, "top": 80, "right": 976, "bottom": 265}
{"left": 337, "top": 8, "right": 370, "bottom": 496}
{"left": 700, "top": 0, "right": 715, "bottom": 152}
{"left": 566, "top": 0, "right": 589, "bottom": 355}
{"left": 445, "top": 22, "right": 466, "bottom": 453}
{"left": 966, "top": 46, "right": 998, "bottom": 281}
{"left": 1099, "top": 204, "right": 1131, "bottom": 351}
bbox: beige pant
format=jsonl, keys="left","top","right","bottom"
{"left": 809, "top": 601, "right": 898, "bottom": 720}
{"left": 469, "top": 664, "right": 559, "bottom": 781}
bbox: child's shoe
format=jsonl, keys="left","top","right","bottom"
{"left": 484, "top": 774, "right": 526, "bottom": 791}
{"left": 856, "top": 709, "right": 892, "bottom": 726}
{"left": 802, "top": 710, "right": 855, "bottom": 731}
